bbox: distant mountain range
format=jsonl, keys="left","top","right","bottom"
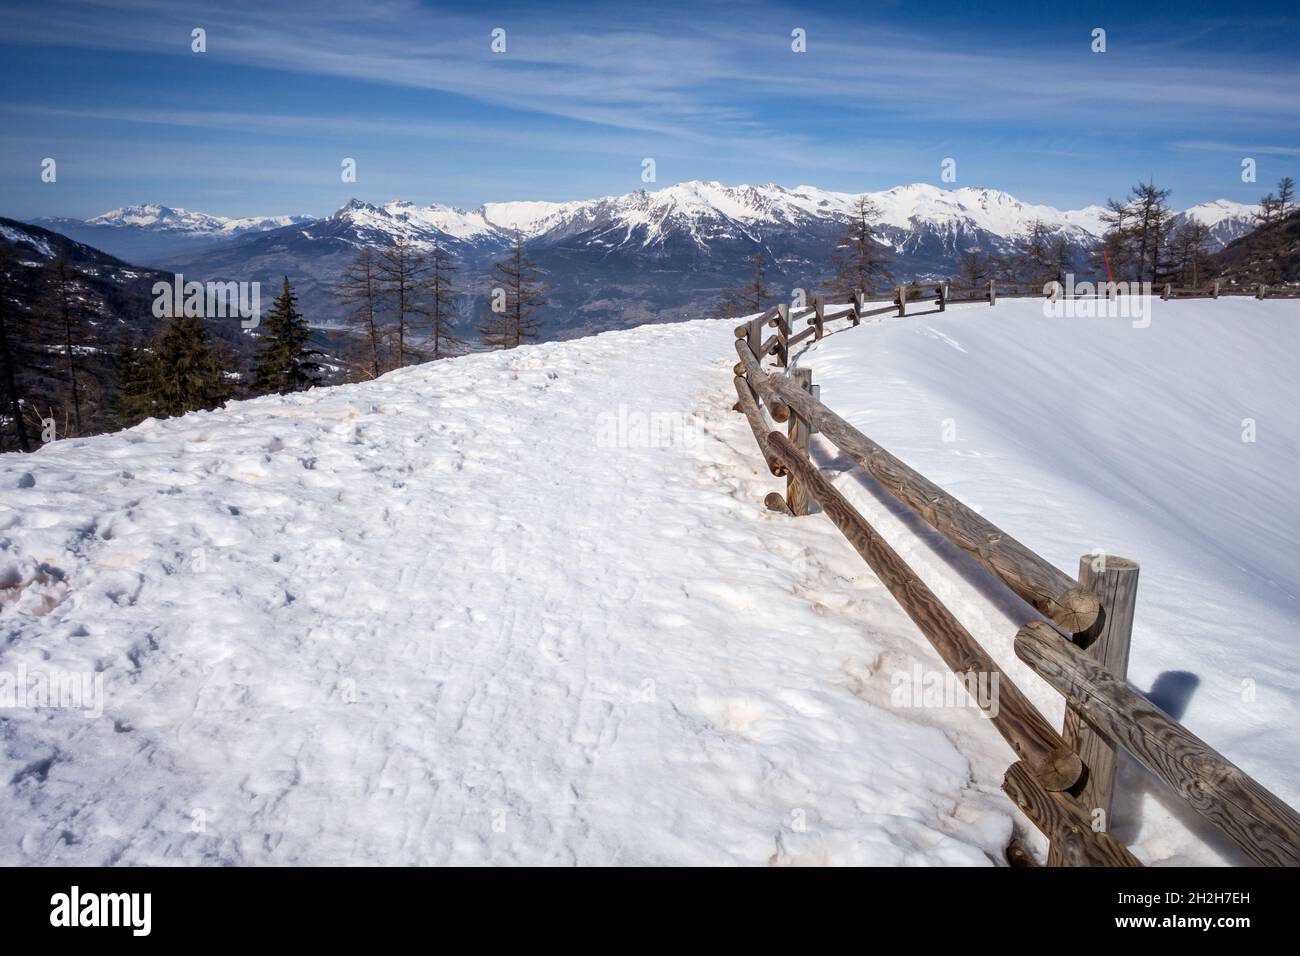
{"left": 26, "top": 184, "right": 1261, "bottom": 339}
{"left": 31, "top": 204, "right": 315, "bottom": 264}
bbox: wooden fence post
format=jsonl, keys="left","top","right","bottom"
{"left": 785, "top": 368, "right": 817, "bottom": 516}
{"left": 1257, "top": 283, "right": 1267, "bottom": 300}
{"left": 1212, "top": 279, "right": 1220, "bottom": 299}
{"left": 747, "top": 315, "right": 763, "bottom": 361}
{"left": 1046, "top": 554, "right": 1139, "bottom": 867}
{"left": 773, "top": 304, "right": 790, "bottom": 367}
{"left": 896, "top": 285, "right": 906, "bottom": 317}
{"left": 1162, "top": 284, "right": 1172, "bottom": 301}
{"left": 852, "top": 290, "right": 863, "bottom": 326}
{"left": 988, "top": 279, "right": 997, "bottom": 306}
{"left": 937, "top": 284, "right": 947, "bottom": 313}
{"left": 813, "top": 294, "right": 825, "bottom": 340}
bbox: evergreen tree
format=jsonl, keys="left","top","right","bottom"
{"left": 337, "top": 247, "right": 385, "bottom": 379}
{"left": 149, "top": 314, "right": 232, "bottom": 418}
{"left": 110, "top": 331, "right": 157, "bottom": 429}
{"left": 482, "top": 233, "right": 547, "bottom": 349}
{"left": 0, "top": 243, "right": 33, "bottom": 452}
{"left": 425, "top": 244, "right": 465, "bottom": 360}
{"left": 829, "top": 197, "right": 893, "bottom": 297}
{"left": 251, "top": 277, "right": 321, "bottom": 396}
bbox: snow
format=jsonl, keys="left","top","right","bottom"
{"left": 3, "top": 298, "right": 1293, "bottom": 866}
{"left": 794, "top": 295, "right": 1300, "bottom": 865}
{"left": 0, "top": 321, "right": 1014, "bottom": 866}
{"left": 79, "top": 187, "right": 1253, "bottom": 256}
{"left": 0, "top": 225, "right": 54, "bottom": 258}
{"left": 1180, "top": 199, "right": 1259, "bottom": 229}
{"left": 482, "top": 199, "right": 592, "bottom": 237}
{"left": 86, "top": 204, "right": 311, "bottom": 236}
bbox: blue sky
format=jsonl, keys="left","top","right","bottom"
{"left": 2, "top": 0, "right": 1298, "bottom": 220}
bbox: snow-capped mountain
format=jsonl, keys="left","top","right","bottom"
{"left": 312, "top": 182, "right": 1107, "bottom": 252}
{"left": 29, "top": 204, "right": 314, "bottom": 265}
{"left": 27, "top": 182, "right": 1262, "bottom": 339}
{"left": 1172, "top": 199, "right": 1260, "bottom": 250}
{"left": 86, "top": 203, "right": 312, "bottom": 236}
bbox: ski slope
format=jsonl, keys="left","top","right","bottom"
{"left": 2, "top": 298, "right": 1296, "bottom": 865}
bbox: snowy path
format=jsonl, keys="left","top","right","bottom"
{"left": 1, "top": 320, "right": 1014, "bottom": 866}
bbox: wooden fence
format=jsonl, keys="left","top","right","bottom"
{"left": 728, "top": 288, "right": 1300, "bottom": 867}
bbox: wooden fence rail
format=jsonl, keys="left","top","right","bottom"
{"left": 726, "top": 286, "right": 1300, "bottom": 867}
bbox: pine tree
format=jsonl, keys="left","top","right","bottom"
{"left": 829, "top": 197, "right": 893, "bottom": 298}
{"left": 0, "top": 243, "right": 33, "bottom": 452}
{"left": 40, "top": 258, "right": 89, "bottom": 436}
{"left": 425, "top": 244, "right": 465, "bottom": 360}
{"left": 377, "top": 237, "right": 427, "bottom": 367}
{"left": 149, "top": 314, "right": 232, "bottom": 418}
{"left": 110, "top": 331, "right": 157, "bottom": 429}
{"left": 251, "top": 277, "right": 321, "bottom": 396}
{"left": 482, "top": 233, "right": 547, "bottom": 349}
{"left": 337, "top": 247, "right": 385, "bottom": 379}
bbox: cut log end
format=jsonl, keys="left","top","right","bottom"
{"left": 733, "top": 325, "right": 748, "bottom": 339}
{"left": 769, "top": 402, "right": 791, "bottom": 424}
{"left": 1056, "top": 586, "right": 1102, "bottom": 634}
{"left": 1033, "top": 747, "right": 1086, "bottom": 793}
{"left": 764, "top": 492, "right": 792, "bottom": 514}
{"left": 1005, "top": 837, "right": 1040, "bottom": 867}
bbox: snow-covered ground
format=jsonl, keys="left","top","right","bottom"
{"left": 2, "top": 298, "right": 1295, "bottom": 866}
{"left": 1, "top": 321, "right": 1014, "bottom": 866}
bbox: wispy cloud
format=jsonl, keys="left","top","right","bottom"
{"left": 2, "top": 0, "right": 1297, "bottom": 217}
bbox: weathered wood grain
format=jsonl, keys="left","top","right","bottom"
{"left": 1048, "top": 555, "right": 1139, "bottom": 866}
{"left": 785, "top": 369, "right": 815, "bottom": 516}
{"left": 1003, "top": 762, "right": 1143, "bottom": 867}
{"left": 767, "top": 431, "right": 1083, "bottom": 791}
{"left": 734, "top": 339, "right": 790, "bottom": 423}
{"left": 733, "top": 376, "right": 785, "bottom": 477}
{"left": 764, "top": 374, "right": 1100, "bottom": 633}
{"left": 1016, "top": 620, "right": 1300, "bottom": 867}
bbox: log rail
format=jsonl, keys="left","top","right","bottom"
{"left": 726, "top": 287, "right": 1300, "bottom": 868}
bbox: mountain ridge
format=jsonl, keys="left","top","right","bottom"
{"left": 22, "top": 182, "right": 1263, "bottom": 340}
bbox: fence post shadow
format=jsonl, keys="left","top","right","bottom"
{"left": 1109, "top": 671, "right": 1255, "bottom": 865}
